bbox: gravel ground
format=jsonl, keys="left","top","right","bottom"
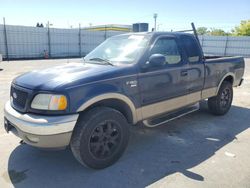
{"left": 0, "top": 58, "right": 249, "bottom": 188}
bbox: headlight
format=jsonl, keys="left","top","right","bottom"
{"left": 31, "top": 94, "right": 67, "bottom": 110}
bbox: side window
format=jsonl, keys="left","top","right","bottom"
{"left": 181, "top": 36, "right": 201, "bottom": 63}
{"left": 151, "top": 38, "right": 181, "bottom": 65}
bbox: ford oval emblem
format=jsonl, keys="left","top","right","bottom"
{"left": 13, "top": 92, "right": 17, "bottom": 99}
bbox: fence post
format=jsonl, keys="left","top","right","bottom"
{"left": 79, "top": 24, "right": 81, "bottom": 57}
{"left": 3, "top": 17, "right": 9, "bottom": 60}
{"left": 201, "top": 35, "right": 204, "bottom": 47}
{"left": 224, "top": 35, "right": 229, "bottom": 56}
{"left": 47, "top": 21, "right": 51, "bottom": 58}
{"left": 104, "top": 25, "right": 107, "bottom": 40}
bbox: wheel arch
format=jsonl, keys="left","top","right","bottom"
{"left": 216, "top": 73, "right": 235, "bottom": 94}
{"left": 76, "top": 93, "right": 138, "bottom": 124}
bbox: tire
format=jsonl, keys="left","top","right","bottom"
{"left": 70, "top": 107, "right": 130, "bottom": 169}
{"left": 208, "top": 81, "right": 233, "bottom": 115}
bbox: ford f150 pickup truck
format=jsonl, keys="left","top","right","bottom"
{"left": 4, "top": 30, "right": 244, "bottom": 169}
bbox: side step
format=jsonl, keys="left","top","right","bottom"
{"left": 143, "top": 103, "right": 200, "bottom": 128}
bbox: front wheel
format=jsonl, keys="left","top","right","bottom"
{"left": 70, "top": 107, "right": 130, "bottom": 169}
{"left": 208, "top": 81, "right": 233, "bottom": 115}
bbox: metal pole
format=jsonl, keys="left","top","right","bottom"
{"left": 224, "top": 35, "right": 229, "bottom": 56}
{"left": 191, "top": 22, "right": 199, "bottom": 42}
{"left": 153, "top": 13, "right": 158, "bottom": 32}
{"left": 104, "top": 25, "right": 107, "bottom": 40}
{"left": 79, "top": 23, "right": 81, "bottom": 57}
{"left": 191, "top": 22, "right": 205, "bottom": 60}
{"left": 47, "top": 21, "right": 51, "bottom": 58}
{"left": 201, "top": 35, "right": 204, "bottom": 47}
{"left": 3, "top": 17, "right": 9, "bottom": 60}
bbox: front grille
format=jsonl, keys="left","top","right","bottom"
{"left": 11, "top": 85, "right": 28, "bottom": 110}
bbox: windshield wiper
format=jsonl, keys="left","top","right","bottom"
{"left": 89, "top": 57, "right": 114, "bottom": 66}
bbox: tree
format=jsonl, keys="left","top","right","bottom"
{"left": 197, "top": 27, "right": 209, "bottom": 35}
{"left": 196, "top": 27, "right": 229, "bottom": 36}
{"left": 209, "top": 28, "right": 228, "bottom": 36}
{"left": 232, "top": 20, "right": 250, "bottom": 36}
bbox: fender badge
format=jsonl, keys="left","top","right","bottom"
{"left": 126, "top": 80, "right": 137, "bottom": 87}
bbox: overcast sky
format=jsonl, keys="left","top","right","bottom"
{"left": 0, "top": 0, "right": 249, "bottom": 31}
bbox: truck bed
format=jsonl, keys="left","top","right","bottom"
{"left": 203, "top": 55, "right": 245, "bottom": 90}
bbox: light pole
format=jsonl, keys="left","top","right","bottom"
{"left": 153, "top": 13, "right": 158, "bottom": 31}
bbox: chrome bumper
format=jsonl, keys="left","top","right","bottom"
{"left": 4, "top": 101, "right": 79, "bottom": 148}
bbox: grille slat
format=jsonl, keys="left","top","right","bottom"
{"left": 11, "top": 86, "right": 28, "bottom": 110}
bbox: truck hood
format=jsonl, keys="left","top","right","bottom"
{"left": 13, "top": 62, "right": 116, "bottom": 90}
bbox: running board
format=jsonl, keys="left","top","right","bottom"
{"left": 143, "top": 103, "right": 200, "bottom": 128}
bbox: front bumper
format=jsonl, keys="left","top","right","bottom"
{"left": 4, "top": 101, "right": 79, "bottom": 148}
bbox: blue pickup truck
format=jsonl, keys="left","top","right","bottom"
{"left": 4, "top": 31, "right": 244, "bottom": 169}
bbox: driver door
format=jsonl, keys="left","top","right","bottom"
{"left": 138, "top": 36, "right": 189, "bottom": 119}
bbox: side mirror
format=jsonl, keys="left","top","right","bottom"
{"left": 148, "top": 54, "right": 166, "bottom": 67}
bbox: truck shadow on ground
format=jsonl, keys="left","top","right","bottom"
{"left": 7, "top": 101, "right": 250, "bottom": 188}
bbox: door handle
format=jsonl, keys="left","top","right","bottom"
{"left": 181, "top": 70, "right": 188, "bottom": 76}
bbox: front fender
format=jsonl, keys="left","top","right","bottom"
{"left": 76, "top": 92, "right": 139, "bottom": 124}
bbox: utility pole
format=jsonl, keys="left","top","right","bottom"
{"left": 153, "top": 13, "right": 158, "bottom": 32}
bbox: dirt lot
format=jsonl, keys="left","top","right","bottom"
{"left": 0, "top": 58, "right": 250, "bottom": 188}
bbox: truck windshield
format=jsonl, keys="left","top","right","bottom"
{"left": 84, "top": 34, "right": 149, "bottom": 65}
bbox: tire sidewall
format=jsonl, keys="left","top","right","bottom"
{"left": 71, "top": 107, "right": 129, "bottom": 169}
{"left": 216, "top": 81, "right": 233, "bottom": 114}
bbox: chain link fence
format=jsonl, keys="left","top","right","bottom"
{"left": 0, "top": 24, "right": 126, "bottom": 60}
{"left": 1, "top": 24, "right": 250, "bottom": 60}
{"left": 199, "top": 35, "right": 250, "bottom": 57}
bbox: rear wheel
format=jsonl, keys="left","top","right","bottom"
{"left": 70, "top": 107, "right": 129, "bottom": 169}
{"left": 208, "top": 81, "right": 233, "bottom": 115}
